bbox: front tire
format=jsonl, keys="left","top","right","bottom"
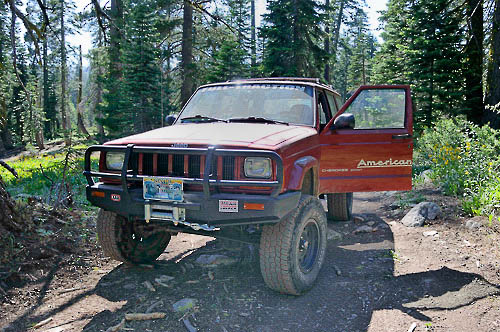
{"left": 96, "top": 209, "right": 171, "bottom": 264}
{"left": 327, "top": 193, "right": 353, "bottom": 221}
{"left": 259, "top": 195, "right": 327, "bottom": 295}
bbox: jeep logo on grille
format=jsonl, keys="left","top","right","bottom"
{"left": 172, "top": 143, "right": 188, "bottom": 148}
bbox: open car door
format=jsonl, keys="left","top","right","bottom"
{"left": 319, "top": 85, "right": 413, "bottom": 194}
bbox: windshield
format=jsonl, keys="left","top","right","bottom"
{"left": 179, "top": 84, "right": 315, "bottom": 126}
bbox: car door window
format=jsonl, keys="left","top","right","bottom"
{"left": 344, "top": 89, "right": 406, "bottom": 129}
{"left": 326, "top": 93, "right": 338, "bottom": 115}
{"left": 318, "top": 91, "right": 331, "bottom": 130}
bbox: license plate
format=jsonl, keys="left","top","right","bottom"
{"left": 143, "top": 177, "right": 184, "bottom": 202}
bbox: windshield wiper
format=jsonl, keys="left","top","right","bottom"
{"left": 180, "top": 115, "right": 227, "bottom": 123}
{"left": 227, "top": 117, "right": 289, "bottom": 125}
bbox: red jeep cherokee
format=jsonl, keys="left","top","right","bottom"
{"left": 84, "top": 78, "right": 414, "bottom": 295}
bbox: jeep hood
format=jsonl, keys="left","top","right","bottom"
{"left": 106, "top": 123, "right": 316, "bottom": 148}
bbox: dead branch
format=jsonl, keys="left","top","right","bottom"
{"left": 187, "top": 0, "right": 237, "bottom": 35}
{"left": 124, "top": 312, "right": 166, "bottom": 321}
{"left": 0, "top": 161, "right": 18, "bottom": 178}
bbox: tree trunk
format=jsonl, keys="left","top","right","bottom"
{"left": 251, "top": 0, "right": 256, "bottom": 76}
{"left": 110, "top": 0, "right": 123, "bottom": 81}
{"left": 324, "top": 0, "right": 330, "bottom": 83}
{"left": 95, "top": 28, "right": 105, "bottom": 142}
{"left": 76, "top": 45, "right": 90, "bottom": 138}
{"left": 333, "top": 0, "right": 345, "bottom": 58}
{"left": 180, "top": 0, "right": 194, "bottom": 107}
{"left": 42, "top": 0, "right": 50, "bottom": 139}
{"left": 60, "top": 0, "right": 70, "bottom": 146}
{"left": 484, "top": 0, "right": 500, "bottom": 128}
{"left": 465, "top": 0, "right": 484, "bottom": 124}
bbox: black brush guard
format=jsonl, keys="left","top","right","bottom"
{"left": 83, "top": 144, "right": 300, "bottom": 228}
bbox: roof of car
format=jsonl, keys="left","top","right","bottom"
{"left": 199, "top": 77, "right": 341, "bottom": 97}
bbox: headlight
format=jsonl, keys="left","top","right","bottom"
{"left": 106, "top": 152, "right": 125, "bottom": 170}
{"left": 244, "top": 157, "right": 272, "bottom": 178}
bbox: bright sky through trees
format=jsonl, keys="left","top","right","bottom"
{"left": 67, "top": 0, "right": 388, "bottom": 66}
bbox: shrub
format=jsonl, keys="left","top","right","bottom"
{"left": 414, "top": 117, "right": 500, "bottom": 216}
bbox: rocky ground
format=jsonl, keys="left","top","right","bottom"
{"left": 1, "top": 187, "right": 499, "bottom": 332}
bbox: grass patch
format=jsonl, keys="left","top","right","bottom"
{"left": 414, "top": 117, "right": 500, "bottom": 218}
{"left": 0, "top": 146, "right": 98, "bottom": 209}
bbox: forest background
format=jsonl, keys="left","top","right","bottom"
{"left": 0, "top": 0, "right": 499, "bottom": 224}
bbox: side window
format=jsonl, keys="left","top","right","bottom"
{"left": 317, "top": 91, "right": 331, "bottom": 128}
{"left": 326, "top": 93, "right": 338, "bottom": 115}
{"left": 334, "top": 95, "right": 343, "bottom": 111}
{"left": 344, "top": 89, "right": 406, "bottom": 129}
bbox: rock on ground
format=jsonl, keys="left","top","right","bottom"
{"left": 354, "top": 225, "right": 374, "bottom": 234}
{"left": 400, "top": 202, "right": 441, "bottom": 227}
{"left": 465, "top": 216, "right": 485, "bottom": 229}
{"left": 172, "top": 298, "right": 197, "bottom": 313}
{"left": 195, "top": 254, "right": 238, "bottom": 267}
{"left": 327, "top": 229, "right": 343, "bottom": 241}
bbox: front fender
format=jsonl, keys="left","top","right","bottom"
{"left": 287, "top": 156, "right": 318, "bottom": 192}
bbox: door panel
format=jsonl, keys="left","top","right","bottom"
{"left": 319, "top": 85, "right": 413, "bottom": 194}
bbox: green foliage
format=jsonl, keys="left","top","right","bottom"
{"left": 0, "top": 150, "right": 98, "bottom": 207}
{"left": 261, "top": 0, "right": 328, "bottom": 77}
{"left": 373, "top": 0, "right": 465, "bottom": 132}
{"left": 415, "top": 117, "right": 500, "bottom": 216}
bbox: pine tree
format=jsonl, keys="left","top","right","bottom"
{"left": 121, "top": 0, "right": 162, "bottom": 134}
{"left": 261, "top": 0, "right": 328, "bottom": 77}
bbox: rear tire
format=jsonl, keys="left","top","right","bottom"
{"left": 326, "top": 193, "right": 353, "bottom": 221}
{"left": 259, "top": 195, "right": 327, "bottom": 295}
{"left": 96, "top": 209, "right": 171, "bottom": 264}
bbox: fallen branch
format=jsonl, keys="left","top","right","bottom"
{"left": 0, "top": 161, "right": 18, "bottom": 178}
{"left": 105, "top": 318, "right": 125, "bottom": 332}
{"left": 58, "top": 286, "right": 87, "bottom": 295}
{"left": 124, "top": 312, "right": 166, "bottom": 321}
{"left": 33, "top": 317, "right": 52, "bottom": 329}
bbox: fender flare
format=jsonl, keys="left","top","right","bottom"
{"left": 287, "top": 156, "right": 319, "bottom": 194}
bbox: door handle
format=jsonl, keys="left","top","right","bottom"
{"left": 392, "top": 134, "right": 412, "bottom": 139}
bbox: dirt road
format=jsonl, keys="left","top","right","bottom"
{"left": 1, "top": 191, "right": 499, "bottom": 332}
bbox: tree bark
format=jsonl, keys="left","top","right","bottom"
{"left": 251, "top": 0, "right": 256, "bottom": 76}
{"left": 77, "top": 45, "right": 90, "bottom": 138}
{"left": 333, "top": 0, "right": 345, "bottom": 58}
{"left": 42, "top": 0, "right": 50, "bottom": 139}
{"left": 109, "top": 0, "right": 123, "bottom": 81}
{"left": 60, "top": 0, "right": 70, "bottom": 146}
{"left": 324, "top": 0, "right": 330, "bottom": 83}
{"left": 484, "top": 0, "right": 500, "bottom": 128}
{"left": 180, "top": 0, "right": 194, "bottom": 107}
{"left": 465, "top": 0, "right": 484, "bottom": 124}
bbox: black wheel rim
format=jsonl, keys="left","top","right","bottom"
{"left": 297, "top": 220, "right": 320, "bottom": 273}
{"left": 120, "top": 221, "right": 168, "bottom": 263}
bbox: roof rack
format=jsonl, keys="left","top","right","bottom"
{"left": 229, "top": 77, "right": 321, "bottom": 84}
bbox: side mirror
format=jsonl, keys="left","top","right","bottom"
{"left": 165, "top": 115, "right": 177, "bottom": 126}
{"left": 332, "top": 113, "right": 355, "bottom": 130}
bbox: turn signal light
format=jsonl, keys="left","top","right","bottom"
{"left": 243, "top": 203, "right": 265, "bottom": 211}
{"left": 91, "top": 191, "right": 105, "bottom": 198}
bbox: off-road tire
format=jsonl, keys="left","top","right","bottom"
{"left": 96, "top": 209, "right": 171, "bottom": 264}
{"left": 326, "top": 193, "right": 353, "bottom": 221}
{"left": 259, "top": 195, "right": 327, "bottom": 295}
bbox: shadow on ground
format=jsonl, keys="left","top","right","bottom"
{"left": 82, "top": 208, "right": 500, "bottom": 332}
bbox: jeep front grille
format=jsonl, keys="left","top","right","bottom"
{"left": 131, "top": 153, "right": 230, "bottom": 180}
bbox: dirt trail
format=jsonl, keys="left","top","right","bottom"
{"left": 1, "top": 191, "right": 499, "bottom": 332}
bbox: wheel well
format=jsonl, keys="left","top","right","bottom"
{"left": 301, "top": 170, "right": 315, "bottom": 195}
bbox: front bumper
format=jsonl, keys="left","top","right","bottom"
{"left": 84, "top": 144, "right": 300, "bottom": 227}
{"left": 86, "top": 184, "right": 300, "bottom": 227}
